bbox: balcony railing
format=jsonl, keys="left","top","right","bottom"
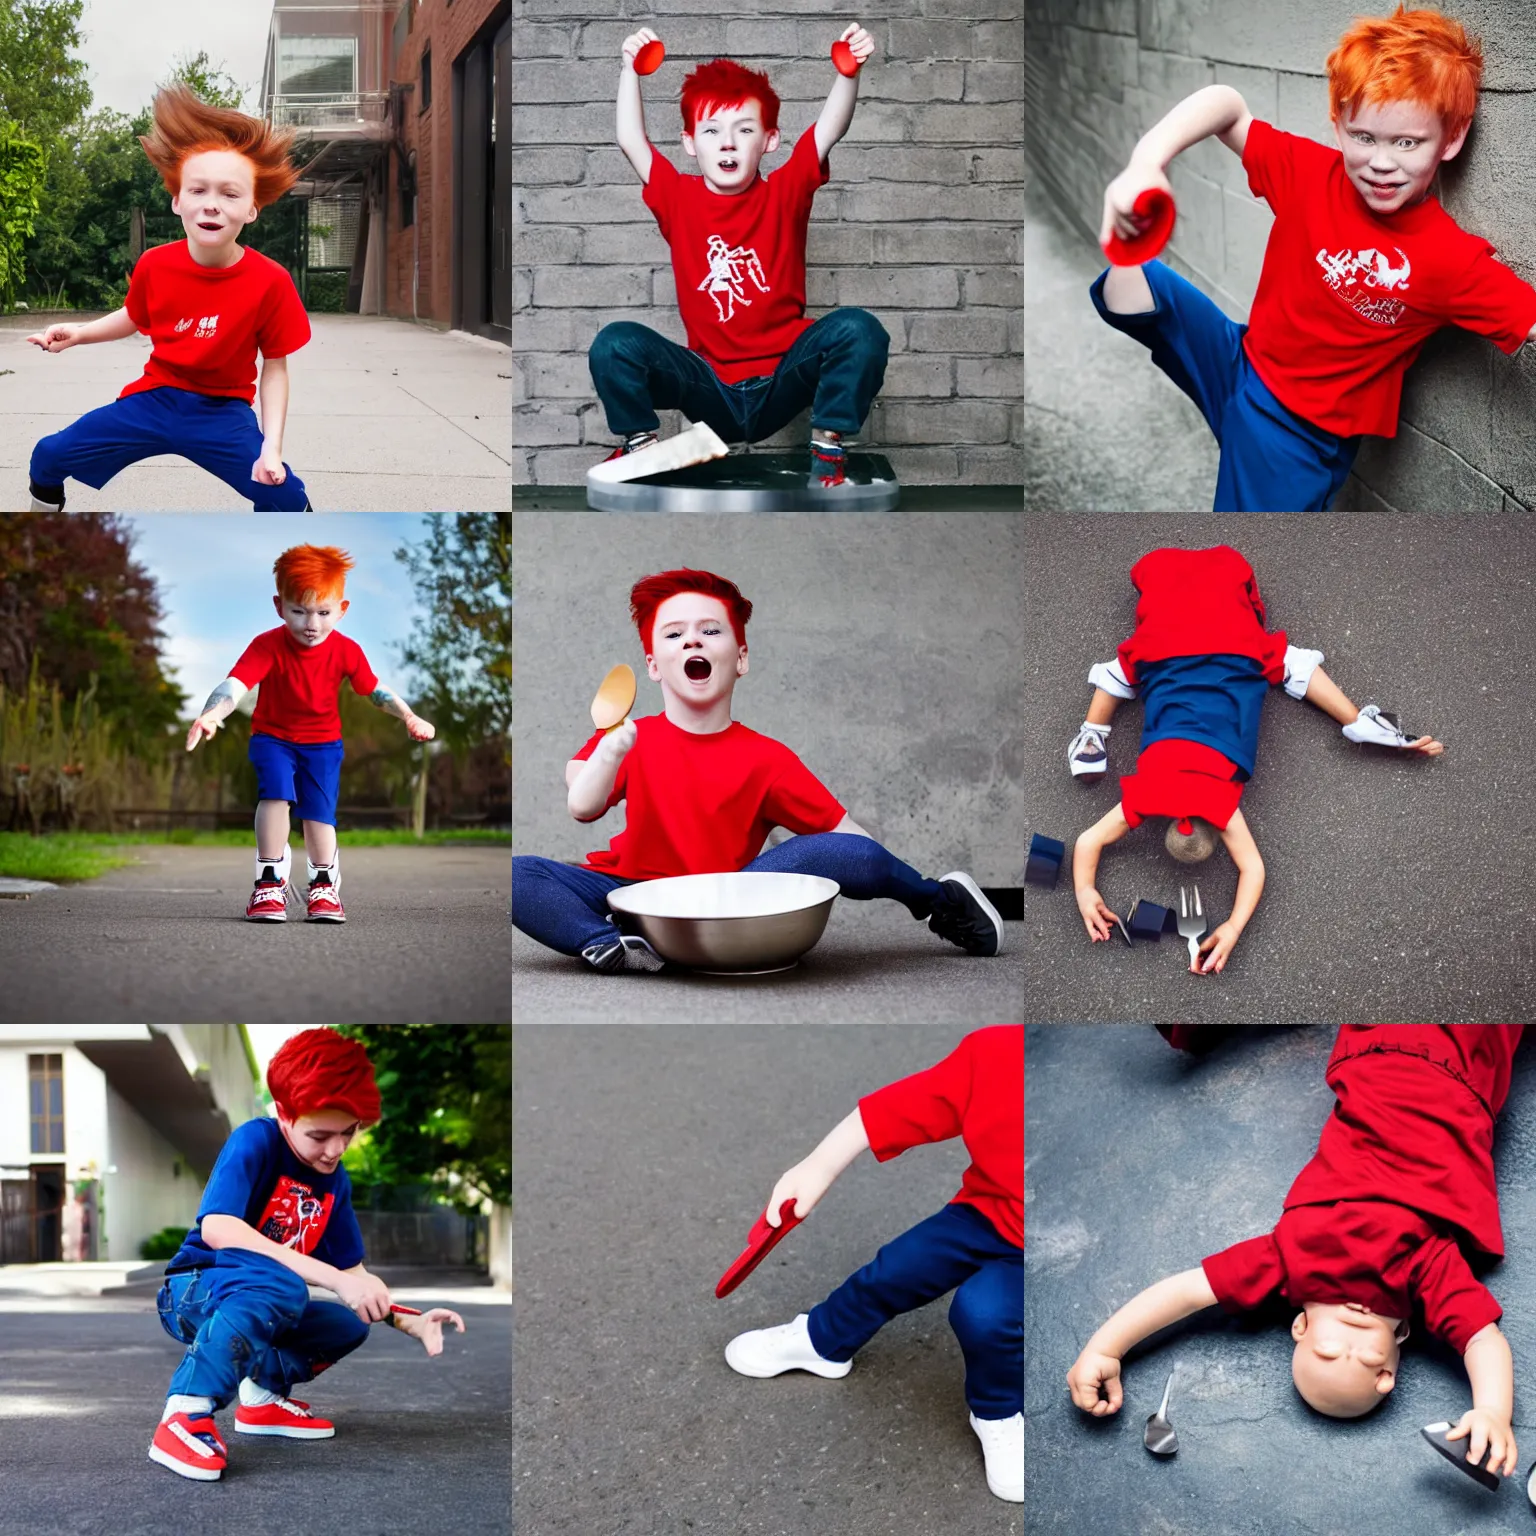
{"left": 267, "top": 90, "right": 391, "bottom": 133}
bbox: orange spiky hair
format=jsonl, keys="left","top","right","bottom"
{"left": 273, "top": 544, "right": 356, "bottom": 604}
{"left": 138, "top": 83, "right": 300, "bottom": 210}
{"left": 1327, "top": 6, "right": 1483, "bottom": 143}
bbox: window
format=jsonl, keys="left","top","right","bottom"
{"left": 279, "top": 35, "right": 359, "bottom": 98}
{"left": 421, "top": 47, "right": 433, "bottom": 113}
{"left": 29, "top": 1054, "right": 63, "bottom": 1156}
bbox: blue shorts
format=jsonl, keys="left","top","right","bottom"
{"left": 1090, "top": 260, "right": 1360, "bottom": 512}
{"left": 30, "top": 385, "right": 309, "bottom": 511}
{"left": 248, "top": 734, "right": 344, "bottom": 825}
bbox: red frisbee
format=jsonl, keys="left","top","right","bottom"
{"left": 634, "top": 39, "right": 665, "bottom": 76}
{"left": 831, "top": 40, "right": 861, "bottom": 77}
{"left": 1102, "top": 187, "right": 1176, "bottom": 266}
{"left": 715, "top": 1198, "right": 803, "bottom": 1298}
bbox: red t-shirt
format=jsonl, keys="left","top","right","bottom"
{"left": 857, "top": 1025, "right": 1023, "bottom": 1250}
{"left": 121, "top": 241, "right": 312, "bottom": 405}
{"left": 571, "top": 713, "right": 845, "bottom": 879}
{"left": 230, "top": 627, "right": 379, "bottom": 744}
{"left": 643, "top": 131, "right": 829, "bottom": 383}
{"left": 1118, "top": 738, "right": 1245, "bottom": 830}
{"left": 1241, "top": 119, "right": 1536, "bottom": 438}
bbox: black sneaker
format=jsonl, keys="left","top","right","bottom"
{"left": 28, "top": 479, "right": 65, "bottom": 512}
{"left": 580, "top": 933, "right": 665, "bottom": 973}
{"left": 927, "top": 871, "right": 1004, "bottom": 957}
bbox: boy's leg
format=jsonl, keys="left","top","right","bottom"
{"left": 1299, "top": 662, "right": 1358, "bottom": 726}
{"left": 291, "top": 741, "right": 344, "bottom": 916}
{"left": 1084, "top": 686, "right": 1120, "bottom": 727}
{"left": 172, "top": 392, "right": 309, "bottom": 511}
{"left": 29, "top": 393, "right": 172, "bottom": 502}
{"left": 243, "top": 1294, "right": 371, "bottom": 1401}
{"left": 248, "top": 736, "right": 299, "bottom": 912}
{"left": 948, "top": 1249, "right": 1024, "bottom": 1419}
{"left": 744, "top": 831, "right": 941, "bottom": 918}
{"left": 511, "top": 854, "right": 638, "bottom": 956}
{"left": 588, "top": 321, "right": 741, "bottom": 444}
{"left": 254, "top": 798, "right": 292, "bottom": 864}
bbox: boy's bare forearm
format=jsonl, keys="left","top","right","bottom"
{"left": 197, "top": 677, "right": 247, "bottom": 724}
{"left": 568, "top": 750, "right": 620, "bottom": 820}
{"left": 616, "top": 70, "right": 653, "bottom": 182}
{"left": 1464, "top": 1324, "right": 1514, "bottom": 1419}
{"left": 802, "top": 1106, "right": 870, "bottom": 1182}
{"left": 1087, "top": 1267, "right": 1219, "bottom": 1358}
{"left": 369, "top": 685, "right": 416, "bottom": 724}
{"left": 1133, "top": 84, "right": 1248, "bottom": 168}
{"left": 201, "top": 1213, "right": 342, "bottom": 1290}
{"left": 258, "top": 357, "right": 290, "bottom": 449}
{"left": 814, "top": 72, "right": 859, "bottom": 160}
{"left": 1072, "top": 829, "right": 1105, "bottom": 894}
{"left": 1225, "top": 858, "right": 1265, "bottom": 937}
{"left": 76, "top": 307, "right": 138, "bottom": 344}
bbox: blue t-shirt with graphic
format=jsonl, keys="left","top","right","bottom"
{"left": 165, "top": 1116, "right": 365, "bottom": 1274}
{"left": 1138, "top": 653, "right": 1269, "bottom": 778}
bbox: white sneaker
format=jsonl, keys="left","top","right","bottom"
{"left": 970, "top": 1411, "right": 1023, "bottom": 1502}
{"left": 1342, "top": 703, "right": 1411, "bottom": 748}
{"left": 1067, "top": 723, "right": 1110, "bottom": 780}
{"left": 724, "top": 1313, "right": 852, "bottom": 1380}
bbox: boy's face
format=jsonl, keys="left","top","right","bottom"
{"left": 173, "top": 149, "right": 260, "bottom": 250}
{"left": 273, "top": 587, "right": 349, "bottom": 648}
{"left": 1332, "top": 100, "right": 1469, "bottom": 215}
{"left": 276, "top": 1107, "right": 359, "bottom": 1174}
{"left": 682, "top": 99, "right": 780, "bottom": 195}
{"left": 1290, "top": 1301, "right": 1407, "bottom": 1417}
{"left": 645, "top": 592, "right": 747, "bottom": 708}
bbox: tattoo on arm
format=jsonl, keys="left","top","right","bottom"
{"left": 200, "top": 678, "right": 245, "bottom": 721}
{"left": 370, "top": 686, "right": 412, "bottom": 721}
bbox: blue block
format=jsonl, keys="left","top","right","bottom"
{"left": 1026, "top": 832, "right": 1066, "bottom": 889}
{"left": 1127, "top": 899, "right": 1173, "bottom": 941}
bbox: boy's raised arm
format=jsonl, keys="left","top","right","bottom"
{"left": 567, "top": 718, "right": 635, "bottom": 820}
{"left": 185, "top": 676, "right": 248, "bottom": 752}
{"left": 1072, "top": 803, "right": 1130, "bottom": 942}
{"left": 617, "top": 30, "right": 658, "bottom": 183}
{"left": 813, "top": 24, "right": 876, "bottom": 161}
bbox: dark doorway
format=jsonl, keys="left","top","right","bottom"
{"left": 452, "top": 4, "right": 511, "bottom": 344}
{"left": 31, "top": 1166, "right": 63, "bottom": 1263}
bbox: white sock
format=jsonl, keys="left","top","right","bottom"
{"left": 307, "top": 854, "right": 338, "bottom": 886}
{"left": 162, "top": 1394, "right": 214, "bottom": 1422}
{"left": 238, "top": 1378, "right": 282, "bottom": 1407}
{"left": 255, "top": 844, "right": 291, "bottom": 886}
{"left": 1083, "top": 720, "right": 1110, "bottom": 734}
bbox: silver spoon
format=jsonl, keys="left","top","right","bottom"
{"left": 1144, "top": 1371, "right": 1178, "bottom": 1456}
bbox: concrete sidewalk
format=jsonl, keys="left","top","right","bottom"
{"left": 0, "top": 314, "right": 511, "bottom": 511}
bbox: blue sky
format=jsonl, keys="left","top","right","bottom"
{"left": 118, "top": 514, "right": 434, "bottom": 710}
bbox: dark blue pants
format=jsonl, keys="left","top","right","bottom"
{"left": 156, "top": 1248, "right": 369, "bottom": 1410}
{"left": 1090, "top": 260, "right": 1360, "bottom": 512}
{"left": 808, "top": 1202, "right": 1023, "bottom": 1419}
{"left": 588, "top": 308, "right": 890, "bottom": 441}
{"left": 30, "top": 385, "right": 309, "bottom": 510}
{"left": 511, "top": 832, "right": 942, "bottom": 957}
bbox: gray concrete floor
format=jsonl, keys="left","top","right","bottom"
{"left": 1024, "top": 173, "right": 1219, "bottom": 513}
{"left": 1023, "top": 514, "right": 1536, "bottom": 1022}
{"left": 1025, "top": 1024, "right": 1536, "bottom": 1535}
{"left": 514, "top": 1024, "right": 1021, "bottom": 1536}
{"left": 0, "top": 314, "right": 511, "bottom": 511}
{"left": 513, "top": 487, "right": 1025, "bottom": 511}
{"left": 512, "top": 900, "right": 1023, "bottom": 1023}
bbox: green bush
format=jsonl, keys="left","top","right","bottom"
{"left": 139, "top": 1224, "right": 189, "bottom": 1261}
{"left": 307, "top": 269, "right": 349, "bottom": 313}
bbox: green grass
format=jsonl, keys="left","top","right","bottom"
{"left": 0, "top": 827, "right": 509, "bottom": 882}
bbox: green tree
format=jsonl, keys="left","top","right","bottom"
{"left": 0, "top": 0, "right": 90, "bottom": 144}
{"left": 0, "top": 120, "right": 44, "bottom": 310}
{"left": 336, "top": 1026, "right": 510, "bottom": 1210}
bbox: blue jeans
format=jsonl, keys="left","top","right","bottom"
{"left": 1090, "top": 260, "right": 1360, "bottom": 511}
{"left": 588, "top": 308, "right": 890, "bottom": 441}
{"left": 807, "top": 1202, "right": 1023, "bottom": 1419}
{"left": 30, "top": 385, "right": 310, "bottom": 511}
{"left": 156, "top": 1248, "right": 370, "bottom": 1410}
{"left": 511, "top": 832, "right": 942, "bottom": 957}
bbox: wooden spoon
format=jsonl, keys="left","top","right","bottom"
{"left": 591, "top": 663, "right": 636, "bottom": 734}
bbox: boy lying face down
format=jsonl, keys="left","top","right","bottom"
{"left": 1067, "top": 1025, "right": 1523, "bottom": 1478}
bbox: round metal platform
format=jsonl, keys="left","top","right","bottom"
{"left": 586, "top": 451, "right": 901, "bottom": 511}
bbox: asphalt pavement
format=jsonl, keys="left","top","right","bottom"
{"left": 513, "top": 1024, "right": 1022, "bottom": 1536}
{"left": 0, "top": 1280, "right": 509, "bottom": 1536}
{"left": 1024, "top": 513, "right": 1536, "bottom": 1022}
{"left": 0, "top": 845, "right": 510, "bottom": 1023}
{"left": 1025, "top": 1024, "right": 1536, "bottom": 1535}
{"left": 0, "top": 314, "right": 510, "bottom": 512}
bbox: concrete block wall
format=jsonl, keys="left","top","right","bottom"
{"left": 512, "top": 3, "right": 1025, "bottom": 485}
{"left": 1024, "top": 0, "right": 1536, "bottom": 510}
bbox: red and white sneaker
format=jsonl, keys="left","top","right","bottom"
{"left": 305, "top": 870, "right": 345, "bottom": 923}
{"left": 245, "top": 879, "right": 289, "bottom": 922}
{"left": 148, "top": 1412, "right": 228, "bottom": 1481}
{"left": 234, "top": 1394, "right": 335, "bottom": 1439}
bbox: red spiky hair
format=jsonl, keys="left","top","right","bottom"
{"left": 139, "top": 83, "right": 300, "bottom": 210}
{"left": 267, "top": 1028, "right": 381, "bottom": 1125}
{"left": 1327, "top": 6, "right": 1483, "bottom": 142}
{"left": 273, "top": 544, "right": 355, "bottom": 604}
{"left": 680, "top": 59, "right": 781, "bottom": 136}
{"left": 630, "top": 568, "right": 754, "bottom": 654}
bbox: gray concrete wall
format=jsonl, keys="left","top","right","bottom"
{"left": 1024, "top": 0, "right": 1536, "bottom": 510}
{"left": 512, "top": 4, "right": 1025, "bottom": 486}
{"left": 511, "top": 511, "right": 1025, "bottom": 884}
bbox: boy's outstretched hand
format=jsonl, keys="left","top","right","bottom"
{"left": 1446, "top": 1408, "right": 1518, "bottom": 1478}
{"left": 1076, "top": 886, "right": 1121, "bottom": 943}
{"left": 1100, "top": 161, "right": 1174, "bottom": 250}
{"left": 621, "top": 27, "right": 660, "bottom": 72}
{"left": 1067, "top": 1347, "right": 1125, "bottom": 1415}
{"left": 766, "top": 1156, "right": 837, "bottom": 1225}
{"left": 397, "top": 1307, "right": 467, "bottom": 1357}
{"left": 405, "top": 712, "right": 436, "bottom": 742}
{"left": 185, "top": 713, "right": 222, "bottom": 752}
{"left": 834, "top": 23, "right": 876, "bottom": 67}
{"left": 27, "top": 323, "right": 81, "bottom": 353}
{"left": 1194, "top": 920, "right": 1240, "bottom": 975}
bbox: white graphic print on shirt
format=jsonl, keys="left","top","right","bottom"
{"left": 697, "top": 235, "right": 770, "bottom": 322}
{"left": 1314, "top": 246, "right": 1411, "bottom": 326}
{"left": 194, "top": 314, "right": 219, "bottom": 339}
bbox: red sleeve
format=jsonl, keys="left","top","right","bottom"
{"left": 229, "top": 633, "right": 273, "bottom": 689}
{"left": 776, "top": 129, "right": 831, "bottom": 206}
{"left": 1440, "top": 245, "right": 1536, "bottom": 355}
{"left": 569, "top": 728, "right": 625, "bottom": 813}
{"left": 257, "top": 266, "right": 312, "bottom": 359}
{"left": 125, "top": 255, "right": 151, "bottom": 334}
{"left": 1413, "top": 1235, "right": 1503, "bottom": 1355}
{"left": 858, "top": 1034, "right": 976, "bottom": 1161}
{"left": 1201, "top": 1233, "right": 1284, "bottom": 1313}
{"left": 761, "top": 752, "right": 845, "bottom": 835}
{"left": 641, "top": 149, "right": 680, "bottom": 242}
{"left": 1243, "top": 119, "right": 1334, "bottom": 215}
{"left": 345, "top": 639, "right": 379, "bottom": 697}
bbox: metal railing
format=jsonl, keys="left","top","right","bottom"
{"left": 267, "top": 91, "right": 391, "bottom": 131}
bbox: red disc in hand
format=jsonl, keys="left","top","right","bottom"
{"left": 831, "top": 40, "right": 861, "bottom": 77}
{"left": 1102, "top": 187, "right": 1177, "bottom": 267}
{"left": 715, "top": 1199, "right": 803, "bottom": 1299}
{"left": 634, "top": 39, "right": 665, "bottom": 75}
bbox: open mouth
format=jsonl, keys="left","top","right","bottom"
{"left": 717, "top": 158, "right": 739, "bottom": 172}
{"left": 683, "top": 655, "right": 713, "bottom": 681}
{"left": 197, "top": 220, "right": 223, "bottom": 232}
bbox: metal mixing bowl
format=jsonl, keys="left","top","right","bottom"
{"left": 605, "top": 872, "right": 841, "bottom": 973}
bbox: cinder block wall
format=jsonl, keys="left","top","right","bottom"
{"left": 1025, "top": 0, "right": 1536, "bottom": 511}
{"left": 512, "top": 4, "right": 1025, "bottom": 485}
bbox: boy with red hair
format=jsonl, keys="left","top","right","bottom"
{"left": 512, "top": 567, "right": 1006, "bottom": 969}
{"left": 1094, "top": 6, "right": 1536, "bottom": 511}
{"left": 149, "top": 1027, "right": 466, "bottom": 1482}
{"left": 592, "top": 29, "right": 889, "bottom": 489}
{"left": 26, "top": 85, "right": 313, "bottom": 511}
{"left": 185, "top": 544, "right": 436, "bottom": 923}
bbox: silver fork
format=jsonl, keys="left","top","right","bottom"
{"left": 1177, "top": 885, "right": 1206, "bottom": 969}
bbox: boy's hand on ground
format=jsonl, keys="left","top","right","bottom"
{"left": 400, "top": 1306, "right": 466, "bottom": 1357}
{"left": 1067, "top": 1348, "right": 1124, "bottom": 1415}
{"left": 252, "top": 442, "right": 287, "bottom": 485}
{"left": 599, "top": 717, "right": 637, "bottom": 764}
{"left": 1076, "top": 887, "right": 1120, "bottom": 943}
{"left": 185, "top": 713, "right": 220, "bottom": 752}
{"left": 1101, "top": 161, "right": 1174, "bottom": 248}
{"left": 27, "top": 323, "right": 80, "bottom": 352}
{"left": 335, "top": 1270, "right": 393, "bottom": 1323}
{"left": 766, "top": 1158, "right": 835, "bottom": 1224}
{"left": 1402, "top": 734, "right": 1444, "bottom": 756}
{"left": 621, "top": 27, "right": 659, "bottom": 71}
{"left": 404, "top": 713, "right": 436, "bottom": 742}
{"left": 836, "top": 24, "right": 876, "bottom": 65}
{"left": 1195, "top": 921, "right": 1239, "bottom": 975}
{"left": 1447, "top": 1409, "right": 1518, "bottom": 1478}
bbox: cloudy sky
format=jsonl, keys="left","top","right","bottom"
{"left": 79, "top": 0, "right": 275, "bottom": 115}
{"left": 117, "top": 514, "right": 434, "bottom": 712}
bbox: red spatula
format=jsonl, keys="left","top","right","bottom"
{"left": 716, "top": 1198, "right": 803, "bottom": 1298}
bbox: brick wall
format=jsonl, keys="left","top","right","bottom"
{"left": 512, "top": 2, "right": 1025, "bottom": 485}
{"left": 1025, "top": 0, "right": 1536, "bottom": 511}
